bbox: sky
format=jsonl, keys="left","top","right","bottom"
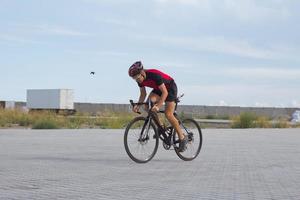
{"left": 0, "top": 0, "right": 299, "bottom": 107}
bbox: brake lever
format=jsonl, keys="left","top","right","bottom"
{"left": 129, "top": 100, "right": 141, "bottom": 114}
{"left": 129, "top": 100, "right": 134, "bottom": 106}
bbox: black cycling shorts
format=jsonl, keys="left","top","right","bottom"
{"left": 151, "top": 81, "right": 178, "bottom": 102}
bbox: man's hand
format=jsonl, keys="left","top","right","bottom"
{"left": 133, "top": 105, "right": 140, "bottom": 113}
{"left": 151, "top": 104, "right": 160, "bottom": 112}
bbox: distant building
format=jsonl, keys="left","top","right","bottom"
{"left": 0, "top": 101, "right": 15, "bottom": 109}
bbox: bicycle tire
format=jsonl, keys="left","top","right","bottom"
{"left": 173, "top": 118, "right": 202, "bottom": 161}
{"left": 124, "top": 116, "right": 159, "bottom": 163}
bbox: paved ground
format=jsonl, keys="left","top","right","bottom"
{"left": 0, "top": 129, "right": 300, "bottom": 200}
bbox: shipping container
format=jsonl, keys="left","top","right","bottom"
{"left": 27, "top": 89, "right": 74, "bottom": 110}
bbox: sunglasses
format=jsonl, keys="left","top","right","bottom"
{"left": 133, "top": 74, "right": 142, "bottom": 81}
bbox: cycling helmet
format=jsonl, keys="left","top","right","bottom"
{"left": 128, "top": 61, "right": 143, "bottom": 77}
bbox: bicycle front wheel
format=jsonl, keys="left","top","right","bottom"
{"left": 174, "top": 118, "right": 203, "bottom": 161}
{"left": 124, "top": 117, "right": 159, "bottom": 163}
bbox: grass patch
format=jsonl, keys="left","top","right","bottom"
{"left": 0, "top": 109, "right": 30, "bottom": 127}
{"left": 273, "top": 119, "right": 290, "bottom": 128}
{"left": 32, "top": 118, "right": 60, "bottom": 129}
{"left": 231, "top": 112, "right": 257, "bottom": 128}
{"left": 205, "top": 114, "right": 230, "bottom": 120}
{"left": 0, "top": 109, "right": 295, "bottom": 129}
{"left": 0, "top": 109, "right": 137, "bottom": 129}
{"left": 94, "top": 112, "right": 136, "bottom": 129}
{"left": 231, "top": 112, "right": 292, "bottom": 129}
{"left": 255, "top": 116, "right": 272, "bottom": 128}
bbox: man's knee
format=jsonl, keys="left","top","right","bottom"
{"left": 165, "top": 111, "right": 173, "bottom": 119}
{"left": 151, "top": 97, "right": 159, "bottom": 102}
{"left": 149, "top": 94, "right": 159, "bottom": 103}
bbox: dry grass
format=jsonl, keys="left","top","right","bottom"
{"left": 0, "top": 109, "right": 297, "bottom": 129}
{"left": 231, "top": 112, "right": 292, "bottom": 129}
{"left": 255, "top": 116, "right": 272, "bottom": 128}
{"left": 231, "top": 112, "right": 257, "bottom": 128}
{"left": 0, "top": 109, "right": 136, "bottom": 129}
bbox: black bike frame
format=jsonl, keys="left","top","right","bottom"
{"left": 130, "top": 95, "right": 185, "bottom": 144}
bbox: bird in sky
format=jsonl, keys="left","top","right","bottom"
{"left": 90, "top": 71, "right": 95, "bottom": 75}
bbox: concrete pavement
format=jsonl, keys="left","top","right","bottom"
{"left": 0, "top": 129, "right": 300, "bottom": 200}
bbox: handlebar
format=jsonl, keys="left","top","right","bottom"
{"left": 129, "top": 100, "right": 149, "bottom": 114}
{"left": 129, "top": 93, "right": 184, "bottom": 114}
{"left": 129, "top": 100, "right": 148, "bottom": 106}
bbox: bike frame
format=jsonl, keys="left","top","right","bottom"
{"left": 130, "top": 94, "right": 188, "bottom": 146}
{"left": 125, "top": 93, "right": 202, "bottom": 163}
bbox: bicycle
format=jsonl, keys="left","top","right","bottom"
{"left": 124, "top": 94, "right": 203, "bottom": 163}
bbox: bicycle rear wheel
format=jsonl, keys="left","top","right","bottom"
{"left": 174, "top": 118, "right": 202, "bottom": 161}
{"left": 124, "top": 117, "right": 159, "bottom": 163}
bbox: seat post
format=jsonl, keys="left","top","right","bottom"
{"left": 175, "top": 101, "right": 178, "bottom": 112}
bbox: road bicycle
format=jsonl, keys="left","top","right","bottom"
{"left": 124, "top": 94, "right": 203, "bottom": 163}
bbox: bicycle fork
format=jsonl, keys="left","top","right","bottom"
{"left": 138, "top": 117, "right": 152, "bottom": 142}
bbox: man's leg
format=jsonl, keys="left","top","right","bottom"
{"left": 148, "top": 92, "right": 163, "bottom": 127}
{"left": 165, "top": 101, "right": 185, "bottom": 140}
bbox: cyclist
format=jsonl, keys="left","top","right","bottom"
{"left": 128, "top": 61, "right": 187, "bottom": 152}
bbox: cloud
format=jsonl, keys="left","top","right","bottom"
{"left": 33, "top": 24, "right": 90, "bottom": 37}
{"left": 138, "top": 34, "right": 296, "bottom": 60}
{"left": 180, "top": 83, "right": 300, "bottom": 107}
{"left": 80, "top": 0, "right": 138, "bottom": 5}
{"left": 222, "top": 0, "right": 291, "bottom": 21}
{"left": 154, "top": 0, "right": 292, "bottom": 22}
{"left": 0, "top": 24, "right": 91, "bottom": 45}
{"left": 222, "top": 67, "right": 300, "bottom": 80}
{"left": 291, "top": 100, "right": 300, "bottom": 108}
{"left": 155, "top": 0, "right": 202, "bottom": 6}
{"left": 0, "top": 34, "right": 41, "bottom": 44}
{"left": 11, "top": 23, "right": 90, "bottom": 37}
{"left": 66, "top": 49, "right": 129, "bottom": 57}
{"left": 216, "top": 100, "right": 228, "bottom": 106}
{"left": 254, "top": 102, "right": 272, "bottom": 107}
{"left": 97, "top": 18, "right": 137, "bottom": 28}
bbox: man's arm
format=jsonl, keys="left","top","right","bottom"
{"left": 133, "top": 87, "right": 147, "bottom": 113}
{"left": 156, "top": 83, "right": 168, "bottom": 108}
{"left": 138, "top": 87, "right": 147, "bottom": 103}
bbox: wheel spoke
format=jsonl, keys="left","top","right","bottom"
{"left": 174, "top": 118, "right": 202, "bottom": 161}
{"left": 124, "top": 117, "right": 159, "bottom": 163}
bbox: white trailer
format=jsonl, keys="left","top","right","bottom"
{"left": 0, "top": 101, "right": 15, "bottom": 109}
{"left": 27, "top": 89, "right": 75, "bottom": 113}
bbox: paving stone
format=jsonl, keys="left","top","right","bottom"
{"left": 0, "top": 129, "right": 300, "bottom": 200}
